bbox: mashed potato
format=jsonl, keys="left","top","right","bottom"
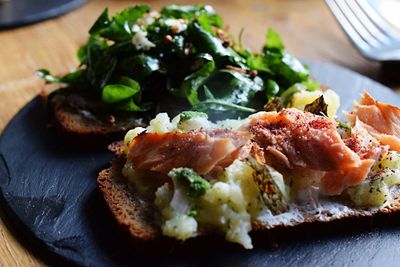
{"left": 348, "top": 151, "right": 400, "bottom": 207}
{"left": 154, "top": 160, "right": 265, "bottom": 249}
{"left": 290, "top": 89, "right": 340, "bottom": 118}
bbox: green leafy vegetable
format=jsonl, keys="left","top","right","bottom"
{"left": 37, "top": 4, "right": 320, "bottom": 120}
{"left": 169, "top": 168, "right": 211, "bottom": 197}
{"left": 265, "top": 28, "right": 284, "bottom": 52}
{"left": 102, "top": 83, "right": 140, "bottom": 103}
{"left": 90, "top": 5, "right": 150, "bottom": 41}
{"left": 180, "top": 53, "right": 215, "bottom": 104}
{"left": 188, "top": 21, "right": 245, "bottom": 68}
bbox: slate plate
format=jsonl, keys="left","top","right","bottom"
{"left": 1, "top": 61, "right": 400, "bottom": 266}
{"left": 0, "top": 0, "right": 86, "bottom": 29}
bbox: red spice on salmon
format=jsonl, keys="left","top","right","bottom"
{"left": 127, "top": 129, "right": 249, "bottom": 175}
{"left": 243, "top": 108, "right": 375, "bottom": 195}
{"left": 346, "top": 92, "right": 400, "bottom": 152}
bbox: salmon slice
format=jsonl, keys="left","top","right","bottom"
{"left": 127, "top": 129, "right": 249, "bottom": 175}
{"left": 346, "top": 92, "right": 400, "bottom": 152}
{"left": 343, "top": 121, "right": 387, "bottom": 162}
{"left": 244, "top": 108, "right": 374, "bottom": 195}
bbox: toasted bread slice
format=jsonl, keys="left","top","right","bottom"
{"left": 98, "top": 142, "right": 400, "bottom": 243}
{"left": 47, "top": 92, "right": 146, "bottom": 147}
{"left": 98, "top": 156, "right": 161, "bottom": 240}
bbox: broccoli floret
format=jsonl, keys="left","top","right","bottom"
{"left": 179, "top": 111, "right": 208, "bottom": 122}
{"left": 169, "top": 167, "right": 211, "bottom": 197}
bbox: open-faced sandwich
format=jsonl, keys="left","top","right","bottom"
{"left": 38, "top": 4, "right": 330, "bottom": 146}
{"left": 98, "top": 91, "right": 400, "bottom": 249}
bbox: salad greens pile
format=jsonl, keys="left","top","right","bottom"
{"left": 38, "top": 4, "right": 319, "bottom": 119}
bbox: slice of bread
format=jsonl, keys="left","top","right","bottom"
{"left": 97, "top": 142, "right": 400, "bottom": 243}
{"left": 46, "top": 91, "right": 147, "bottom": 148}
{"left": 98, "top": 156, "right": 161, "bottom": 240}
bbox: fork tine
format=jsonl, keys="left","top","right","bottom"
{"left": 334, "top": 0, "right": 380, "bottom": 48}
{"left": 357, "top": 0, "right": 400, "bottom": 41}
{"left": 326, "top": 0, "right": 370, "bottom": 52}
{"left": 346, "top": 0, "right": 391, "bottom": 45}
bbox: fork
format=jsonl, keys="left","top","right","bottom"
{"left": 326, "top": 0, "right": 400, "bottom": 61}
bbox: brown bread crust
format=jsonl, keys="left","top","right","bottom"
{"left": 98, "top": 142, "right": 400, "bottom": 242}
{"left": 97, "top": 157, "right": 161, "bottom": 240}
{"left": 47, "top": 92, "right": 146, "bottom": 147}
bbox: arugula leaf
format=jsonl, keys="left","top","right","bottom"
{"left": 247, "top": 55, "right": 270, "bottom": 72}
{"left": 193, "top": 99, "right": 257, "bottom": 113}
{"left": 265, "top": 28, "right": 284, "bottom": 52}
{"left": 197, "top": 9, "right": 223, "bottom": 33}
{"left": 114, "top": 5, "right": 150, "bottom": 28}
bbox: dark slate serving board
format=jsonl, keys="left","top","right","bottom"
{"left": 1, "top": 61, "right": 400, "bottom": 266}
{"left": 0, "top": 0, "right": 86, "bottom": 29}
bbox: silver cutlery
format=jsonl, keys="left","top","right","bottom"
{"left": 326, "top": 0, "right": 400, "bottom": 61}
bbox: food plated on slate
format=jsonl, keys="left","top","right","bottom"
{"left": 36, "top": 4, "right": 400, "bottom": 250}
{"left": 99, "top": 92, "right": 400, "bottom": 249}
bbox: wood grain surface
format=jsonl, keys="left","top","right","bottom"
{"left": 0, "top": 0, "right": 399, "bottom": 266}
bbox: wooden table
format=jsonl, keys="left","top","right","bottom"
{"left": 0, "top": 0, "right": 398, "bottom": 265}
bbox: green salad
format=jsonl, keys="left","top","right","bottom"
{"left": 38, "top": 4, "right": 319, "bottom": 119}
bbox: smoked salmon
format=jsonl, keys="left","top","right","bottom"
{"left": 127, "top": 129, "right": 249, "bottom": 175}
{"left": 244, "top": 108, "right": 376, "bottom": 195}
{"left": 347, "top": 92, "right": 400, "bottom": 152}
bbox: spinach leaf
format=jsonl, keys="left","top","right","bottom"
{"left": 200, "top": 69, "right": 263, "bottom": 107}
{"left": 36, "top": 69, "right": 87, "bottom": 85}
{"left": 118, "top": 54, "right": 160, "bottom": 81}
{"left": 102, "top": 78, "right": 140, "bottom": 103}
{"left": 90, "top": 5, "right": 150, "bottom": 42}
{"left": 89, "top": 8, "right": 110, "bottom": 35}
{"left": 265, "top": 79, "right": 280, "bottom": 100}
{"left": 180, "top": 53, "right": 215, "bottom": 104}
{"left": 188, "top": 21, "right": 245, "bottom": 68}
